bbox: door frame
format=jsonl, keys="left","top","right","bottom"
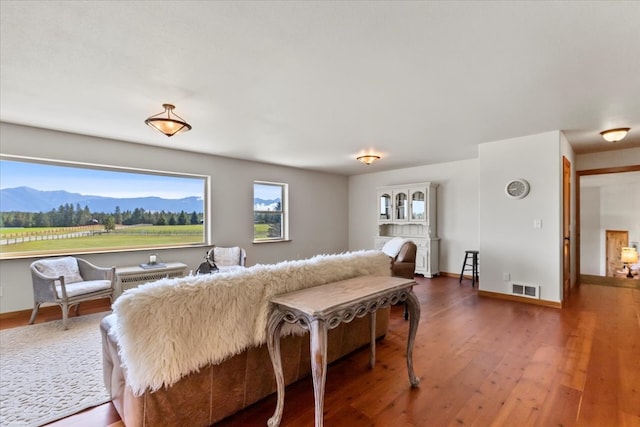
{"left": 562, "top": 156, "right": 571, "bottom": 303}
{"left": 576, "top": 164, "right": 640, "bottom": 284}
{"left": 605, "top": 230, "right": 629, "bottom": 276}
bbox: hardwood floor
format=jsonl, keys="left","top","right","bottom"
{"left": 3, "top": 276, "right": 639, "bottom": 426}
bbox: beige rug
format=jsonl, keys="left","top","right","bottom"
{"left": 0, "top": 312, "right": 111, "bottom": 426}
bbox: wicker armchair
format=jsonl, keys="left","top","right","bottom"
{"left": 29, "top": 256, "right": 115, "bottom": 329}
{"left": 206, "top": 246, "right": 247, "bottom": 272}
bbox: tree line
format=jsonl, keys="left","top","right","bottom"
{"left": 254, "top": 200, "right": 282, "bottom": 238}
{"left": 0, "top": 203, "right": 203, "bottom": 228}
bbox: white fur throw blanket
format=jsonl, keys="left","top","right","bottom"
{"left": 382, "top": 237, "right": 411, "bottom": 258}
{"left": 112, "top": 250, "right": 391, "bottom": 395}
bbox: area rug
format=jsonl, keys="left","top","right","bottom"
{"left": 0, "top": 312, "right": 111, "bottom": 426}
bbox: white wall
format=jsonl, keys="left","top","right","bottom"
{"left": 0, "top": 122, "right": 349, "bottom": 313}
{"left": 479, "top": 131, "right": 563, "bottom": 303}
{"left": 580, "top": 186, "right": 601, "bottom": 275}
{"left": 576, "top": 147, "right": 640, "bottom": 171}
{"left": 348, "top": 158, "right": 479, "bottom": 276}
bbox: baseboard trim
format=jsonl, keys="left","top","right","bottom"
{"left": 0, "top": 298, "right": 112, "bottom": 325}
{"left": 440, "top": 271, "right": 461, "bottom": 278}
{"left": 477, "top": 290, "right": 561, "bottom": 309}
{"left": 440, "top": 271, "right": 479, "bottom": 282}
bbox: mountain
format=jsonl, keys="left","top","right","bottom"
{"left": 0, "top": 186, "right": 204, "bottom": 213}
{"left": 253, "top": 198, "right": 281, "bottom": 211}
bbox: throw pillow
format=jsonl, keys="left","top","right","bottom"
{"left": 34, "top": 257, "right": 84, "bottom": 284}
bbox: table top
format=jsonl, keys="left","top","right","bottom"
{"left": 270, "top": 275, "right": 416, "bottom": 316}
{"left": 116, "top": 261, "right": 188, "bottom": 274}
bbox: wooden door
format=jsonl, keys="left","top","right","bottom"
{"left": 562, "top": 157, "right": 571, "bottom": 302}
{"left": 606, "top": 230, "right": 628, "bottom": 276}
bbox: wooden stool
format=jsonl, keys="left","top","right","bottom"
{"left": 459, "top": 250, "right": 479, "bottom": 287}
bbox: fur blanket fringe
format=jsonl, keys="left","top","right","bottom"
{"left": 112, "top": 250, "right": 392, "bottom": 395}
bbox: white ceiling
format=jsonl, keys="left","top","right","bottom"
{"left": 1, "top": 1, "right": 639, "bottom": 176}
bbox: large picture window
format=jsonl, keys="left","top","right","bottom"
{"left": 0, "top": 155, "right": 209, "bottom": 259}
{"left": 253, "top": 181, "right": 288, "bottom": 242}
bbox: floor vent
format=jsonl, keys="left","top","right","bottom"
{"left": 511, "top": 283, "right": 540, "bottom": 299}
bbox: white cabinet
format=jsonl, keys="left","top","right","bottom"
{"left": 375, "top": 182, "right": 439, "bottom": 277}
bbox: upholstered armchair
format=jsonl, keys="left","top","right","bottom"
{"left": 29, "top": 256, "right": 115, "bottom": 329}
{"left": 391, "top": 241, "right": 417, "bottom": 279}
{"left": 382, "top": 238, "right": 417, "bottom": 320}
{"left": 206, "top": 246, "right": 247, "bottom": 272}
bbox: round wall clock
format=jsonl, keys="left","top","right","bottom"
{"left": 505, "top": 179, "right": 530, "bottom": 199}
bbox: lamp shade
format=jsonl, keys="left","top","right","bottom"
{"left": 621, "top": 247, "right": 638, "bottom": 264}
{"left": 600, "top": 128, "right": 630, "bottom": 143}
{"left": 356, "top": 155, "right": 380, "bottom": 165}
{"left": 145, "top": 104, "right": 192, "bottom": 137}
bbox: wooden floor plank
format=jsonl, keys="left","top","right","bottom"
{"left": 490, "top": 345, "right": 564, "bottom": 426}
{"left": 559, "top": 311, "right": 597, "bottom": 391}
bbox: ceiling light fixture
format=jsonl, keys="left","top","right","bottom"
{"left": 356, "top": 155, "right": 381, "bottom": 165}
{"left": 600, "top": 127, "right": 630, "bottom": 143}
{"left": 145, "top": 104, "right": 192, "bottom": 137}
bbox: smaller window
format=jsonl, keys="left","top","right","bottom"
{"left": 253, "top": 181, "right": 288, "bottom": 242}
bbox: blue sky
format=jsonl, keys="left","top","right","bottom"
{"left": 254, "top": 183, "right": 282, "bottom": 201}
{"left": 0, "top": 159, "right": 204, "bottom": 199}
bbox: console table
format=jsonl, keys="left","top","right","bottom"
{"left": 115, "top": 262, "right": 188, "bottom": 298}
{"left": 266, "top": 275, "right": 421, "bottom": 427}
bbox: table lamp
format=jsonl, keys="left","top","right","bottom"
{"left": 621, "top": 247, "right": 638, "bottom": 278}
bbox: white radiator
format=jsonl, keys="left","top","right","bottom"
{"left": 115, "top": 262, "right": 188, "bottom": 297}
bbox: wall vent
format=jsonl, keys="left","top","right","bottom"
{"left": 511, "top": 283, "right": 540, "bottom": 299}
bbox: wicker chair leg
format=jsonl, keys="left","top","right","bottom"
{"left": 61, "top": 302, "right": 69, "bottom": 330}
{"left": 28, "top": 303, "right": 40, "bottom": 325}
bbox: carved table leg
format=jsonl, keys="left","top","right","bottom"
{"left": 369, "top": 311, "right": 376, "bottom": 368}
{"left": 267, "top": 310, "right": 287, "bottom": 427}
{"left": 405, "top": 290, "right": 421, "bottom": 387}
{"left": 309, "top": 318, "right": 328, "bottom": 427}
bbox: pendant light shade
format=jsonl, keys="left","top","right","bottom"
{"left": 145, "top": 104, "right": 192, "bottom": 137}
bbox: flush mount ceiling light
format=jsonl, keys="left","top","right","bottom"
{"left": 145, "top": 104, "right": 192, "bottom": 137}
{"left": 356, "top": 155, "right": 381, "bottom": 165}
{"left": 600, "top": 127, "right": 630, "bottom": 143}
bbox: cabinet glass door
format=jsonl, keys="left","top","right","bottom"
{"left": 410, "top": 190, "right": 425, "bottom": 220}
{"left": 379, "top": 193, "right": 391, "bottom": 220}
{"left": 394, "top": 192, "right": 408, "bottom": 221}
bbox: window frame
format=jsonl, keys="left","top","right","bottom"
{"left": 0, "top": 154, "right": 210, "bottom": 259}
{"left": 253, "top": 180, "right": 289, "bottom": 243}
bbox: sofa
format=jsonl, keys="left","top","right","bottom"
{"left": 101, "top": 250, "right": 396, "bottom": 426}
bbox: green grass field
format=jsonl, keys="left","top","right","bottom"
{"left": 253, "top": 223, "right": 270, "bottom": 239}
{"left": 0, "top": 224, "right": 204, "bottom": 254}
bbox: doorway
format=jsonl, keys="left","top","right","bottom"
{"left": 605, "top": 230, "right": 628, "bottom": 277}
{"left": 572, "top": 165, "right": 640, "bottom": 285}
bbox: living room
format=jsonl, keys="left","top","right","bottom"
{"left": 1, "top": 1, "right": 640, "bottom": 426}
